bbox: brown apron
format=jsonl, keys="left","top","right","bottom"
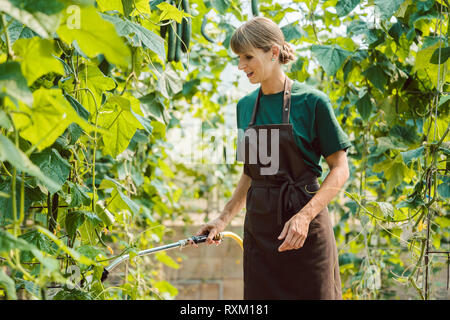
{"left": 240, "top": 76, "right": 342, "bottom": 300}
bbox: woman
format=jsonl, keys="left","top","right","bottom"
{"left": 194, "top": 17, "right": 351, "bottom": 300}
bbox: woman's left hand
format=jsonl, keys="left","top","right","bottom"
{"left": 277, "top": 212, "right": 311, "bottom": 252}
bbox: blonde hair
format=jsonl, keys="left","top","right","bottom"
{"left": 230, "top": 17, "right": 295, "bottom": 65}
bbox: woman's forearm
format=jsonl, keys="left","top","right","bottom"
{"left": 219, "top": 170, "right": 251, "bottom": 225}
{"left": 300, "top": 165, "right": 349, "bottom": 223}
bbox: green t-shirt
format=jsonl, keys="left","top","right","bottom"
{"left": 236, "top": 80, "right": 352, "bottom": 178}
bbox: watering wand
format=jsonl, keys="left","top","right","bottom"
{"left": 101, "top": 231, "right": 243, "bottom": 282}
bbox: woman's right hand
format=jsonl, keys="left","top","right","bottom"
{"left": 191, "top": 217, "right": 228, "bottom": 247}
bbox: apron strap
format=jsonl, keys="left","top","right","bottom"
{"left": 249, "top": 85, "right": 262, "bottom": 126}
{"left": 249, "top": 75, "right": 293, "bottom": 126}
{"left": 282, "top": 76, "right": 293, "bottom": 124}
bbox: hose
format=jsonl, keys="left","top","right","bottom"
{"left": 220, "top": 231, "right": 243, "bottom": 250}
{"left": 101, "top": 231, "right": 243, "bottom": 282}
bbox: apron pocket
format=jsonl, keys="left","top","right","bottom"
{"left": 246, "top": 186, "right": 278, "bottom": 215}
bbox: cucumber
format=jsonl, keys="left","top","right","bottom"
{"left": 251, "top": 0, "right": 259, "bottom": 17}
{"left": 160, "top": 19, "right": 169, "bottom": 39}
{"left": 181, "top": 0, "right": 191, "bottom": 52}
{"left": 167, "top": 20, "right": 176, "bottom": 61}
{"left": 201, "top": 16, "right": 215, "bottom": 43}
{"left": 174, "top": 22, "right": 182, "bottom": 62}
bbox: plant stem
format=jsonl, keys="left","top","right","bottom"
{"left": 1, "top": 13, "right": 13, "bottom": 60}
{"left": 19, "top": 171, "right": 25, "bottom": 226}
{"left": 11, "top": 167, "right": 17, "bottom": 236}
{"left": 92, "top": 100, "right": 99, "bottom": 213}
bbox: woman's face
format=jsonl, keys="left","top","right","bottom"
{"left": 237, "top": 47, "right": 275, "bottom": 83}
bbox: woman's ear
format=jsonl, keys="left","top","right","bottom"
{"left": 271, "top": 44, "right": 280, "bottom": 59}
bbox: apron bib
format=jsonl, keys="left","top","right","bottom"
{"left": 241, "top": 76, "right": 342, "bottom": 300}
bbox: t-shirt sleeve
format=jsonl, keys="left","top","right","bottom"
{"left": 315, "top": 95, "right": 352, "bottom": 158}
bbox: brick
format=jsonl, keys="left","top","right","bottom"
{"left": 221, "top": 257, "right": 243, "bottom": 278}
{"left": 223, "top": 279, "right": 243, "bottom": 300}
{"left": 173, "top": 281, "right": 201, "bottom": 300}
{"left": 200, "top": 282, "right": 222, "bottom": 300}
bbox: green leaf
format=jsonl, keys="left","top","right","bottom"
{"left": 437, "top": 176, "right": 450, "bottom": 198}
{"left": 435, "top": 216, "right": 450, "bottom": 229}
{"left": 139, "top": 92, "right": 166, "bottom": 123}
{"left": 96, "top": 0, "right": 124, "bottom": 14}
{"left": 0, "top": 135, "right": 60, "bottom": 193}
{"left": 98, "top": 95, "right": 144, "bottom": 158}
{"left": 336, "top": 0, "right": 361, "bottom": 16}
{"left": 0, "top": 229, "right": 59, "bottom": 271}
{"left": 9, "top": 88, "right": 94, "bottom": 152}
{"left": 73, "top": 63, "right": 116, "bottom": 115}
{"left": 375, "top": 136, "right": 409, "bottom": 154}
{"left": 366, "top": 201, "right": 394, "bottom": 220}
{"left": 388, "top": 21, "right": 409, "bottom": 42}
{"left": 310, "top": 44, "right": 352, "bottom": 76}
{"left": 389, "top": 124, "right": 419, "bottom": 145}
{"left": 281, "top": 22, "right": 306, "bottom": 42}
{"left": 108, "top": 187, "right": 140, "bottom": 216}
{"left": 1, "top": 17, "right": 38, "bottom": 46}
{"left": 15, "top": 279, "right": 41, "bottom": 298}
{"left": 415, "top": 43, "right": 448, "bottom": 89}
{"left": 66, "top": 211, "right": 102, "bottom": 241}
{"left": 430, "top": 46, "right": 450, "bottom": 65}
{"left": 67, "top": 181, "right": 91, "bottom": 208}
{"left": 30, "top": 148, "right": 71, "bottom": 193}
{"left": 57, "top": 6, "right": 131, "bottom": 68}
{"left": 77, "top": 244, "right": 104, "bottom": 261}
{"left": 290, "top": 57, "right": 304, "bottom": 73}
{"left": 400, "top": 146, "right": 424, "bottom": 165}
{"left": 150, "top": 0, "right": 165, "bottom": 10}
{"left": 432, "top": 233, "right": 441, "bottom": 249}
{"left": 355, "top": 91, "right": 373, "bottom": 120}
{"left": 65, "top": 211, "right": 86, "bottom": 239}
{"left": 12, "top": 37, "right": 64, "bottom": 85}
{"left": 152, "top": 280, "right": 178, "bottom": 298}
{"left": 83, "top": 211, "right": 103, "bottom": 226}
{"left": 0, "top": 0, "right": 64, "bottom": 38}
{"left": 339, "top": 252, "right": 362, "bottom": 266}
{"left": 95, "top": 203, "right": 115, "bottom": 226}
{"left": 52, "top": 288, "right": 93, "bottom": 300}
{"left": 362, "top": 64, "right": 388, "bottom": 92}
{"left": 156, "top": 66, "right": 183, "bottom": 99}
{"left": 438, "top": 95, "right": 450, "bottom": 108}
{"left": 211, "top": 0, "right": 231, "bottom": 15}
{"left": 157, "top": 158, "right": 174, "bottom": 178}
{"left": 372, "top": 153, "right": 415, "bottom": 195}
{"left": 131, "top": 0, "right": 151, "bottom": 16}
{"left": 156, "top": 2, "right": 191, "bottom": 23}
{"left": 374, "top": 0, "right": 405, "bottom": 19}
{"left": 0, "top": 178, "right": 44, "bottom": 226}
{"left": 0, "top": 110, "right": 12, "bottom": 130}
{"left": 64, "top": 94, "right": 90, "bottom": 121}
{"left": 101, "top": 14, "right": 166, "bottom": 62}
{"left": 98, "top": 176, "right": 123, "bottom": 190}
{"left": 19, "top": 230, "right": 57, "bottom": 255}
{"left": 131, "top": 111, "right": 153, "bottom": 135}
{"left": 36, "top": 226, "right": 97, "bottom": 266}
{"left": 347, "top": 20, "right": 367, "bottom": 37}
{"left": 155, "top": 251, "right": 180, "bottom": 269}
{"left": 0, "top": 62, "right": 33, "bottom": 106}
{"left": 0, "top": 268, "right": 17, "bottom": 300}
{"left": 347, "top": 21, "right": 379, "bottom": 45}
